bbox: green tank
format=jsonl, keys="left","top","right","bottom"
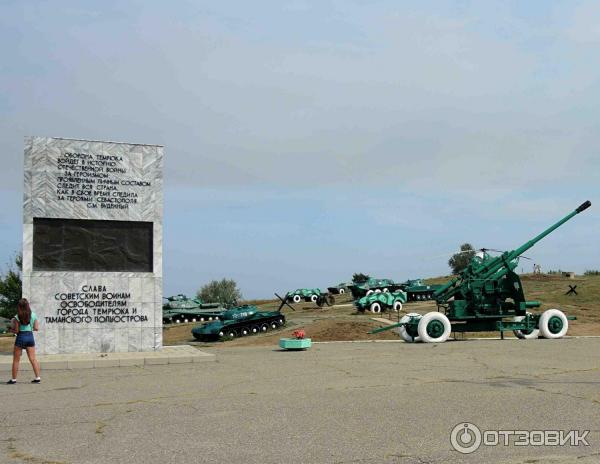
{"left": 399, "top": 279, "right": 443, "bottom": 301}
{"left": 192, "top": 305, "right": 286, "bottom": 341}
{"left": 162, "top": 294, "right": 223, "bottom": 324}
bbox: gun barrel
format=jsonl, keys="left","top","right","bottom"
{"left": 507, "top": 200, "right": 591, "bottom": 261}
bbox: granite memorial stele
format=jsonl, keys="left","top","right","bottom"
{"left": 22, "top": 136, "right": 164, "bottom": 354}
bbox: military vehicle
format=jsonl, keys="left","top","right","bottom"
{"left": 348, "top": 278, "right": 402, "bottom": 299}
{"left": 162, "top": 294, "right": 223, "bottom": 324}
{"left": 355, "top": 290, "right": 407, "bottom": 313}
{"left": 286, "top": 288, "right": 323, "bottom": 304}
{"left": 371, "top": 201, "right": 591, "bottom": 343}
{"left": 327, "top": 283, "right": 350, "bottom": 295}
{"left": 192, "top": 293, "right": 294, "bottom": 341}
{"left": 399, "top": 279, "right": 444, "bottom": 301}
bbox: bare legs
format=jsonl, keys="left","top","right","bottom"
{"left": 11, "top": 346, "right": 41, "bottom": 380}
{"left": 25, "top": 347, "right": 41, "bottom": 379}
{"left": 11, "top": 345, "right": 21, "bottom": 380}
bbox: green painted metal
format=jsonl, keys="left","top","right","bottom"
{"left": 370, "top": 201, "right": 591, "bottom": 340}
{"left": 191, "top": 305, "right": 286, "bottom": 341}
{"left": 348, "top": 278, "right": 401, "bottom": 299}
{"left": 398, "top": 279, "right": 444, "bottom": 301}
{"left": 162, "top": 294, "right": 223, "bottom": 324}
{"left": 327, "top": 282, "right": 350, "bottom": 295}
{"left": 286, "top": 288, "right": 323, "bottom": 302}
{"left": 355, "top": 290, "right": 407, "bottom": 313}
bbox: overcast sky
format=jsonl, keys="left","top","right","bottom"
{"left": 1, "top": 0, "right": 598, "bottom": 298}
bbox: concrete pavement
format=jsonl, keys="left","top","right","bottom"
{"left": 1, "top": 337, "right": 599, "bottom": 463}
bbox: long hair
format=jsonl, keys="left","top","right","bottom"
{"left": 17, "top": 298, "right": 31, "bottom": 326}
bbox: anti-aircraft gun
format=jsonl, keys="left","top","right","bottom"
{"left": 371, "top": 201, "right": 591, "bottom": 343}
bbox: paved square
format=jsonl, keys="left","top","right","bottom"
{"left": 1, "top": 338, "right": 599, "bottom": 463}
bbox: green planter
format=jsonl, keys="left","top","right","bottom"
{"left": 279, "top": 338, "right": 312, "bottom": 350}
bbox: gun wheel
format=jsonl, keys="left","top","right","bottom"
{"left": 539, "top": 309, "right": 568, "bottom": 339}
{"left": 398, "top": 313, "right": 422, "bottom": 342}
{"left": 513, "top": 313, "right": 539, "bottom": 339}
{"left": 392, "top": 301, "right": 403, "bottom": 312}
{"left": 339, "top": 288, "right": 345, "bottom": 294}
{"left": 310, "top": 294, "right": 318, "bottom": 303}
{"left": 292, "top": 295, "right": 301, "bottom": 303}
{"left": 417, "top": 312, "right": 451, "bottom": 343}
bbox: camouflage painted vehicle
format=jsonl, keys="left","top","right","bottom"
{"left": 355, "top": 290, "right": 407, "bottom": 313}
{"left": 192, "top": 305, "right": 286, "bottom": 341}
{"left": 162, "top": 294, "right": 223, "bottom": 324}
{"left": 327, "top": 283, "right": 350, "bottom": 295}
{"left": 286, "top": 288, "right": 323, "bottom": 304}
{"left": 348, "top": 278, "right": 402, "bottom": 299}
{"left": 399, "top": 279, "right": 443, "bottom": 301}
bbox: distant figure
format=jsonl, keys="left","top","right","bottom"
{"left": 533, "top": 264, "right": 542, "bottom": 275}
{"left": 6, "top": 298, "right": 41, "bottom": 384}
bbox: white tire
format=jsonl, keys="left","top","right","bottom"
{"left": 417, "top": 312, "right": 451, "bottom": 343}
{"left": 310, "top": 294, "right": 318, "bottom": 303}
{"left": 398, "top": 313, "right": 422, "bottom": 342}
{"left": 292, "top": 295, "right": 301, "bottom": 303}
{"left": 370, "top": 302, "right": 382, "bottom": 314}
{"left": 375, "top": 289, "right": 382, "bottom": 293}
{"left": 539, "top": 309, "right": 569, "bottom": 339}
{"left": 366, "top": 290, "right": 374, "bottom": 296}
{"left": 392, "top": 301, "right": 403, "bottom": 312}
{"left": 339, "top": 288, "right": 345, "bottom": 294}
{"left": 383, "top": 288, "right": 389, "bottom": 293}
{"left": 512, "top": 314, "right": 539, "bottom": 339}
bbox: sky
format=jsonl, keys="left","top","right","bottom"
{"left": 0, "top": 0, "right": 599, "bottom": 299}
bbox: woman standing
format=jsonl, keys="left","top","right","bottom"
{"left": 7, "top": 298, "right": 41, "bottom": 384}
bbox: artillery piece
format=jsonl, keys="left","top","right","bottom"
{"left": 371, "top": 201, "right": 591, "bottom": 343}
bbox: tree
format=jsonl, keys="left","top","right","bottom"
{"left": 448, "top": 243, "right": 476, "bottom": 275}
{"left": 197, "top": 278, "right": 242, "bottom": 308}
{"left": 0, "top": 253, "right": 22, "bottom": 319}
{"left": 352, "top": 273, "right": 370, "bottom": 284}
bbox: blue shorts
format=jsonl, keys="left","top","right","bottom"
{"left": 15, "top": 331, "right": 35, "bottom": 349}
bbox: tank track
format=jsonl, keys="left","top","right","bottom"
{"left": 193, "top": 314, "right": 286, "bottom": 341}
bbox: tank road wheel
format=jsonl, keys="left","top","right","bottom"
{"left": 173, "top": 317, "right": 182, "bottom": 324}
{"left": 227, "top": 329, "right": 237, "bottom": 339}
{"left": 339, "top": 288, "right": 345, "bottom": 294}
{"left": 383, "top": 288, "right": 389, "bottom": 293}
{"left": 539, "top": 309, "right": 569, "bottom": 339}
{"left": 240, "top": 327, "right": 250, "bottom": 337}
{"left": 260, "top": 323, "right": 269, "bottom": 332}
{"left": 370, "top": 302, "right": 382, "bottom": 314}
{"left": 251, "top": 325, "right": 259, "bottom": 335}
{"left": 184, "top": 318, "right": 189, "bottom": 323}
{"left": 200, "top": 317, "right": 204, "bottom": 322}
{"left": 417, "top": 312, "right": 451, "bottom": 343}
{"left": 399, "top": 313, "right": 422, "bottom": 342}
{"left": 270, "top": 321, "right": 278, "bottom": 330}
{"left": 366, "top": 290, "right": 374, "bottom": 296}
{"left": 513, "top": 314, "right": 539, "bottom": 340}
{"left": 310, "top": 294, "right": 318, "bottom": 303}
{"left": 218, "top": 330, "right": 225, "bottom": 338}
{"left": 215, "top": 316, "right": 220, "bottom": 321}
{"left": 375, "top": 289, "right": 382, "bottom": 294}
{"left": 191, "top": 318, "right": 197, "bottom": 322}
{"left": 292, "top": 295, "right": 302, "bottom": 303}
{"left": 392, "top": 301, "right": 403, "bottom": 312}
{"left": 277, "top": 317, "right": 285, "bottom": 326}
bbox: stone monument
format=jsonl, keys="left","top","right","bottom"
{"left": 22, "top": 136, "right": 163, "bottom": 354}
